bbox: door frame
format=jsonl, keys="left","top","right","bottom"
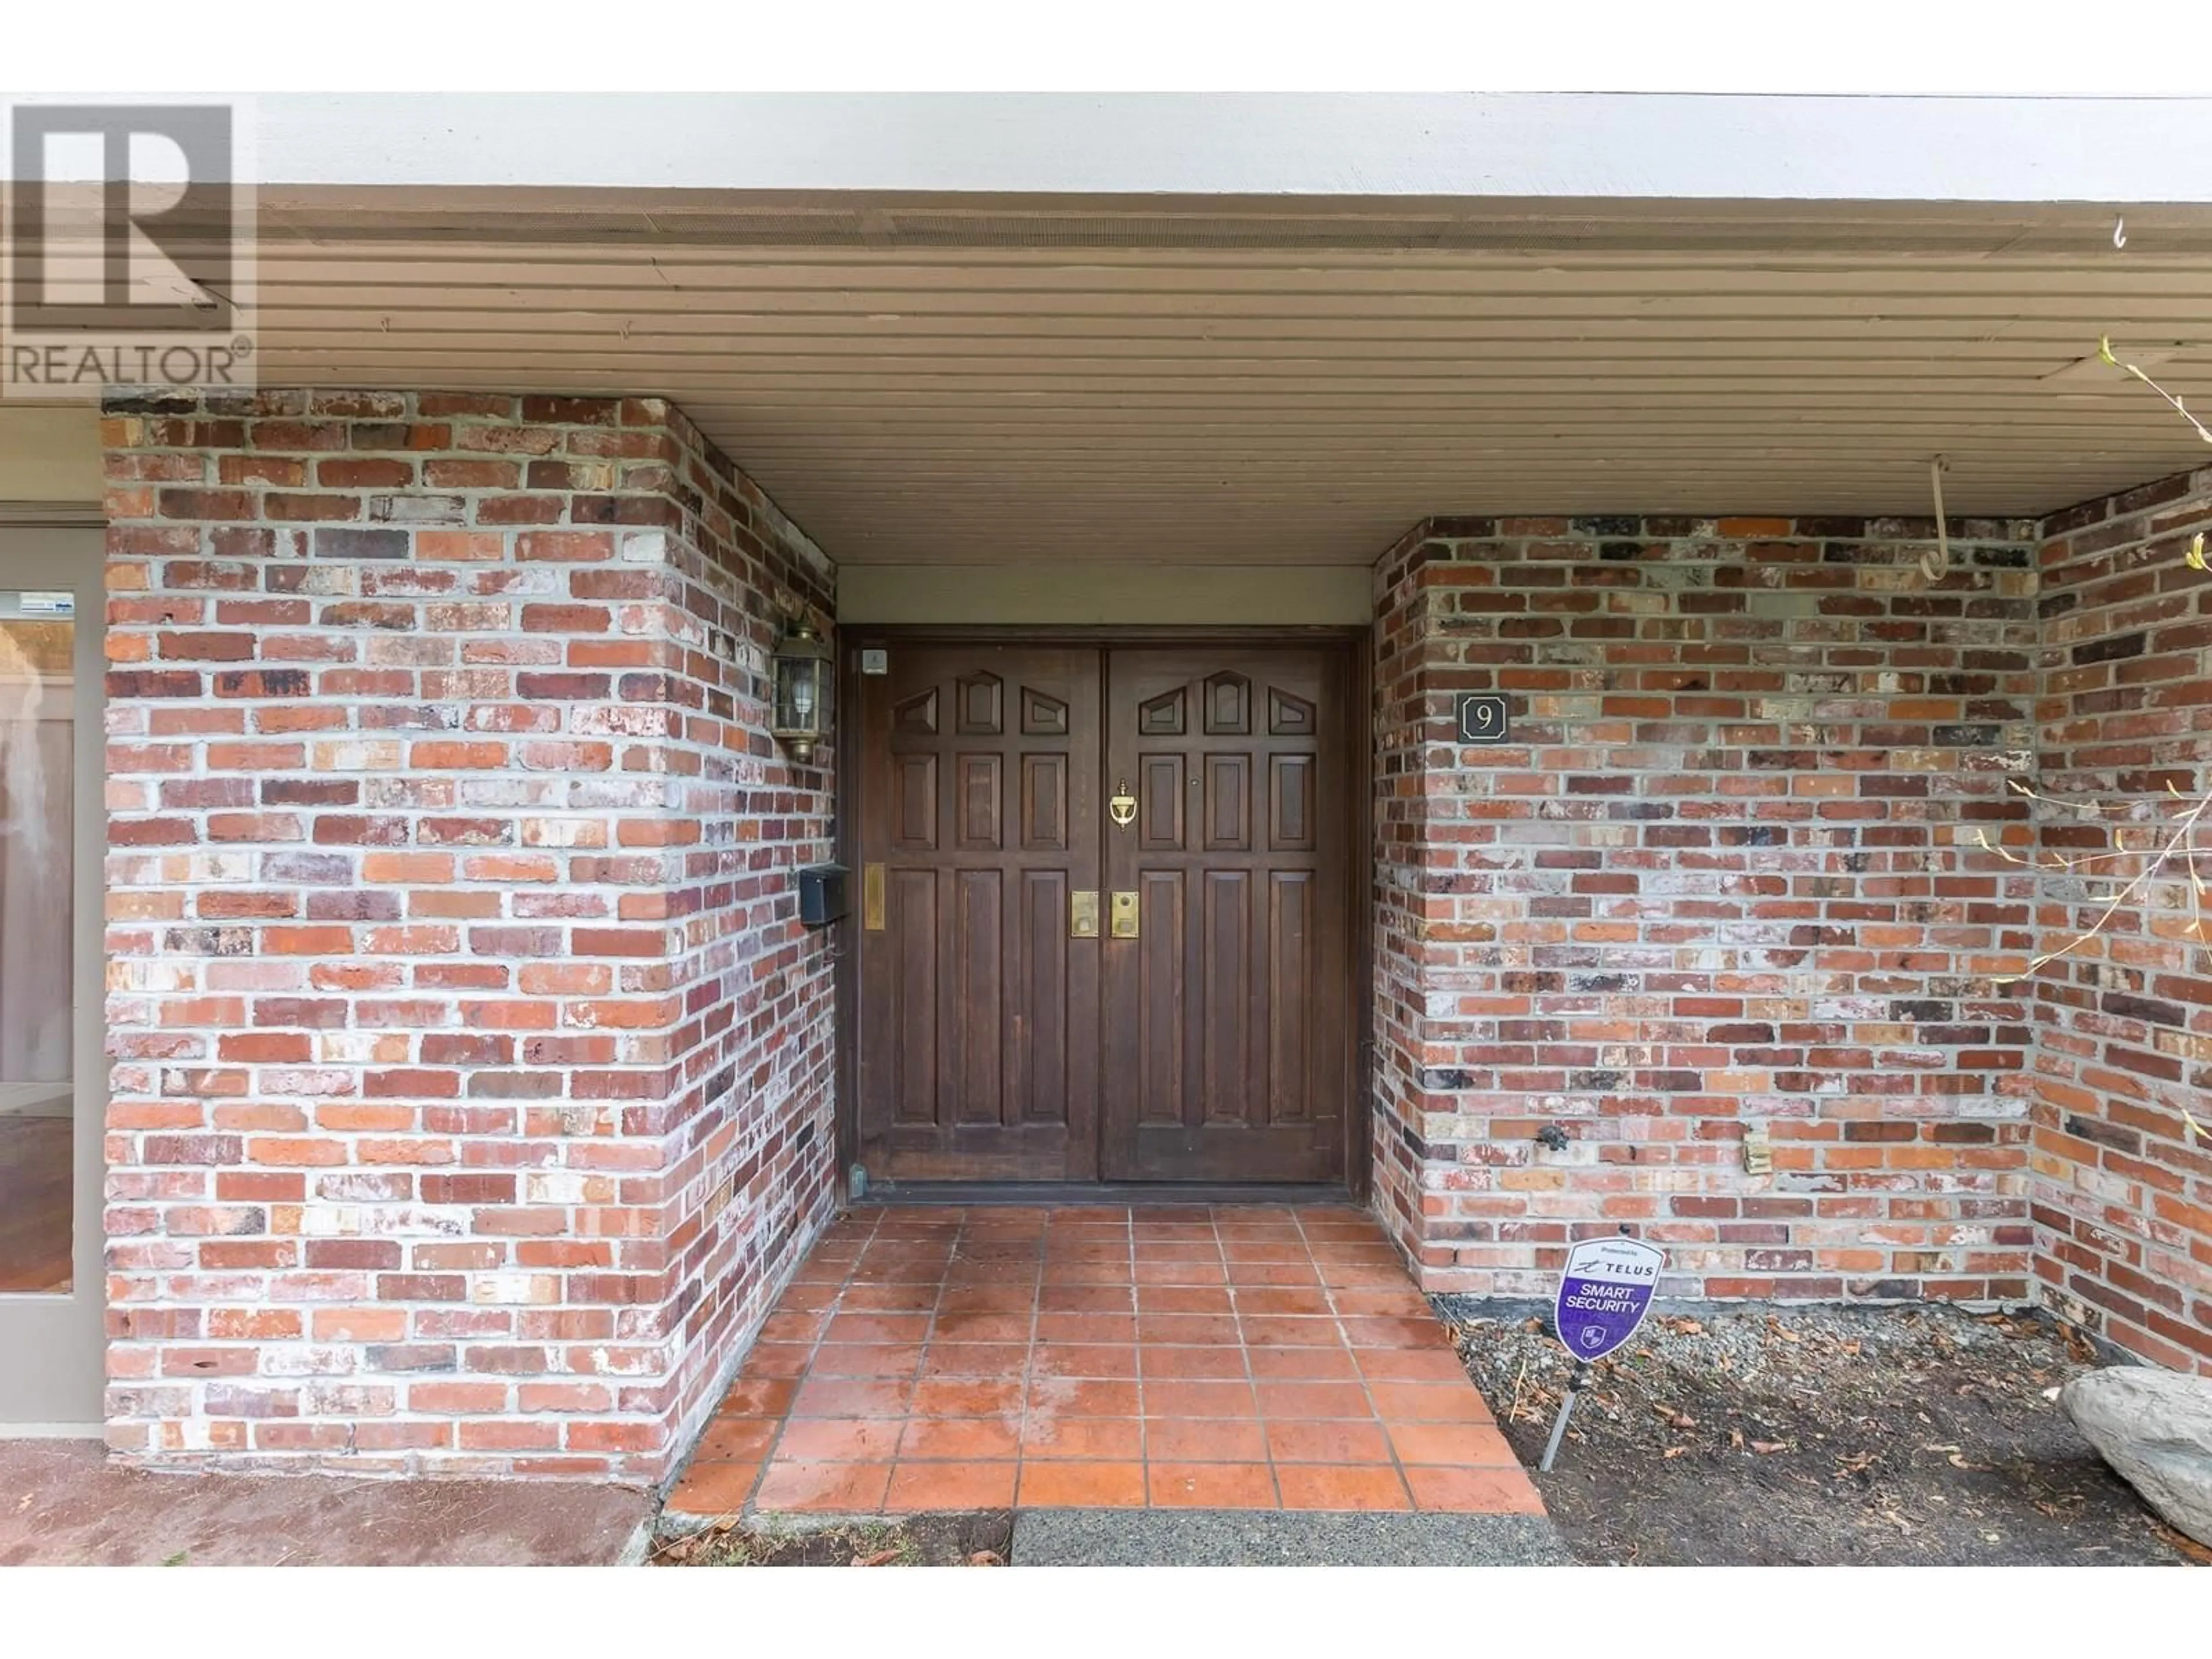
{"left": 832, "top": 624, "right": 1373, "bottom": 1202}
{"left": 0, "top": 525, "right": 107, "bottom": 1431}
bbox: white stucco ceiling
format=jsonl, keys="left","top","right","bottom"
{"left": 241, "top": 92, "right": 2212, "bottom": 204}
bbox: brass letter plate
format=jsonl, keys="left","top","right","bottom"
{"left": 1109, "top": 890, "right": 1139, "bottom": 938}
{"left": 1071, "top": 890, "right": 1100, "bottom": 938}
{"left": 863, "top": 862, "right": 885, "bottom": 930}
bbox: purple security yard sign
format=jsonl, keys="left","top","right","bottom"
{"left": 1539, "top": 1234, "right": 1667, "bottom": 1469}
{"left": 1554, "top": 1236, "right": 1666, "bottom": 1363}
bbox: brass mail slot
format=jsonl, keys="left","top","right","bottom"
{"left": 1070, "top": 889, "right": 1100, "bottom": 938}
{"left": 862, "top": 862, "right": 885, "bottom": 930}
{"left": 1109, "top": 890, "right": 1139, "bottom": 938}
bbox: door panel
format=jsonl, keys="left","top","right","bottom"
{"left": 0, "top": 529, "right": 104, "bottom": 1426}
{"left": 857, "top": 646, "right": 1101, "bottom": 1180}
{"left": 853, "top": 637, "right": 1353, "bottom": 1189}
{"left": 1099, "top": 647, "right": 1350, "bottom": 1183}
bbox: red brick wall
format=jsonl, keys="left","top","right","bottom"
{"left": 91, "top": 378, "right": 2212, "bottom": 1482}
{"left": 1373, "top": 514, "right": 2041, "bottom": 1302}
{"left": 100, "top": 389, "right": 838, "bottom": 1476}
{"left": 2032, "top": 467, "right": 2212, "bottom": 1373}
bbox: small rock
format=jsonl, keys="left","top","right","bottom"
{"left": 2062, "top": 1367, "right": 2212, "bottom": 1546}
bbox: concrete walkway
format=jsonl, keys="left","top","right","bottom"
{"left": 1013, "top": 1508, "right": 1573, "bottom": 1566}
{"left": 0, "top": 1439, "right": 654, "bottom": 1566}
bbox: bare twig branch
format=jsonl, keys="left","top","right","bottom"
{"left": 2100, "top": 336, "right": 2212, "bottom": 447}
{"left": 1995, "top": 790, "right": 2212, "bottom": 984}
{"left": 2003, "top": 341, "right": 2212, "bottom": 986}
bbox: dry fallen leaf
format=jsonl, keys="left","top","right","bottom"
{"left": 853, "top": 1548, "right": 902, "bottom": 1567}
{"left": 1750, "top": 1440, "right": 1790, "bottom": 1454}
{"left": 2150, "top": 1521, "right": 2212, "bottom": 1566}
{"left": 967, "top": 1550, "right": 1005, "bottom": 1567}
{"left": 1668, "top": 1317, "right": 1705, "bottom": 1336}
{"left": 1662, "top": 1445, "right": 1689, "bottom": 1459}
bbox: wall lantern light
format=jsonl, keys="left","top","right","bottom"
{"left": 771, "top": 622, "right": 831, "bottom": 763}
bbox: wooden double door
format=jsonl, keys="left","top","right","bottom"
{"left": 854, "top": 641, "right": 1355, "bottom": 1187}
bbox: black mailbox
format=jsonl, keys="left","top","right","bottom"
{"left": 797, "top": 863, "right": 850, "bottom": 927}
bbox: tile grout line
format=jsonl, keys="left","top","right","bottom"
{"left": 1010, "top": 1204, "right": 1053, "bottom": 1508}
{"left": 896, "top": 1203, "right": 963, "bottom": 1498}
{"left": 1137, "top": 1206, "right": 1172, "bottom": 1509}
{"left": 745, "top": 1203, "right": 873, "bottom": 1514}
{"left": 1127, "top": 1206, "right": 1160, "bottom": 1510}
{"left": 1222, "top": 1206, "right": 1287, "bottom": 1512}
{"left": 1301, "top": 1205, "right": 1420, "bottom": 1514}
{"left": 1116, "top": 1205, "right": 1139, "bottom": 1508}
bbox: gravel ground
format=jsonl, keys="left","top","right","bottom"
{"left": 1440, "top": 1298, "right": 2205, "bottom": 1567}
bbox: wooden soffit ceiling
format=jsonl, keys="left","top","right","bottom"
{"left": 240, "top": 192, "right": 2212, "bottom": 565}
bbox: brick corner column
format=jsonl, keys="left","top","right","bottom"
{"left": 1369, "top": 512, "right": 2040, "bottom": 1306}
{"left": 100, "top": 388, "right": 839, "bottom": 1476}
{"left": 1370, "top": 519, "right": 1533, "bottom": 1296}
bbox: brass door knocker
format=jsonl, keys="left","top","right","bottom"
{"left": 1108, "top": 779, "right": 1138, "bottom": 828}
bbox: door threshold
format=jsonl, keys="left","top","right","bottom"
{"left": 854, "top": 1181, "right": 1354, "bottom": 1207}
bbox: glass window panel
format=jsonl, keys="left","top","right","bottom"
{"left": 0, "top": 592, "right": 75, "bottom": 1295}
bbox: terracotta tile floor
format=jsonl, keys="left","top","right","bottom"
{"left": 668, "top": 1204, "right": 1543, "bottom": 1518}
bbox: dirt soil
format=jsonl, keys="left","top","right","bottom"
{"left": 0, "top": 1437, "right": 652, "bottom": 1567}
{"left": 654, "top": 1512, "right": 1012, "bottom": 1567}
{"left": 1441, "top": 1298, "right": 2205, "bottom": 1567}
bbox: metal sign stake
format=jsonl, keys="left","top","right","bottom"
{"left": 1539, "top": 1360, "right": 1593, "bottom": 1472}
{"left": 1538, "top": 1228, "right": 1665, "bottom": 1475}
